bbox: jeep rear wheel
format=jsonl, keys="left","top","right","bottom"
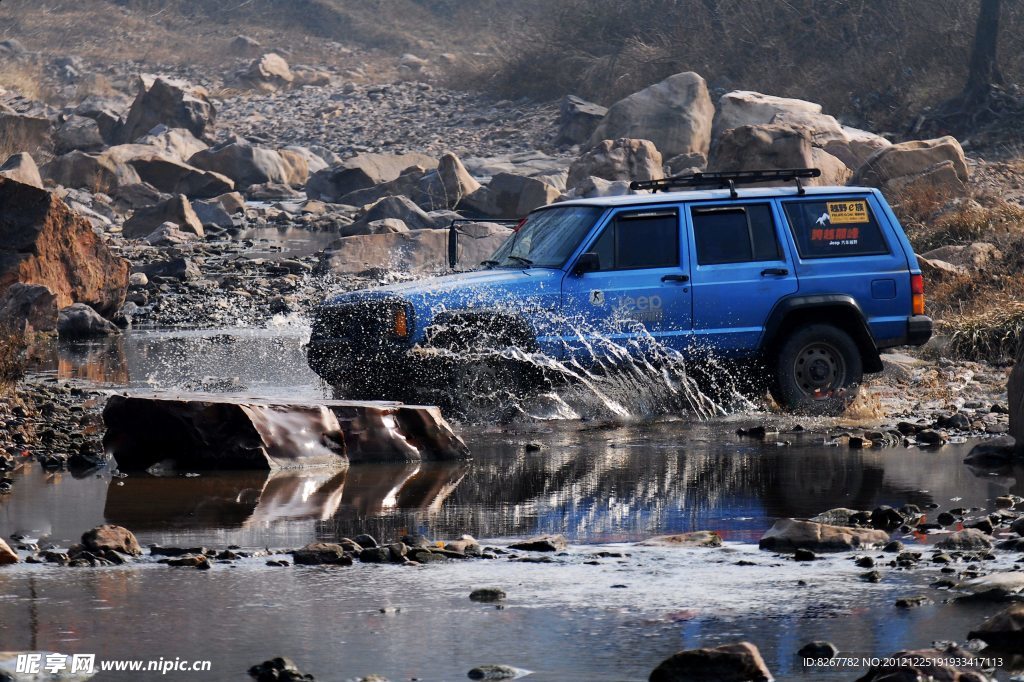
{"left": 771, "top": 324, "right": 862, "bottom": 416}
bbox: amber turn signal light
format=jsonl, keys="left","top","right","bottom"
{"left": 910, "top": 274, "right": 925, "bottom": 316}
{"left": 393, "top": 307, "right": 409, "bottom": 337}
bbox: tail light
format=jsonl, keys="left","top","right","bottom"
{"left": 393, "top": 306, "right": 409, "bottom": 337}
{"left": 911, "top": 274, "right": 925, "bottom": 316}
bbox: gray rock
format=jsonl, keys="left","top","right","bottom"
{"left": 567, "top": 138, "right": 663, "bottom": 190}
{"left": 508, "top": 535, "right": 567, "bottom": 552}
{"left": 0, "top": 152, "right": 44, "bottom": 189}
{"left": 55, "top": 115, "right": 105, "bottom": 154}
{"left": 650, "top": 641, "right": 772, "bottom": 682}
{"left": 936, "top": 528, "right": 992, "bottom": 551}
{"left": 57, "top": 303, "right": 119, "bottom": 338}
{"left": 588, "top": 71, "right": 714, "bottom": 159}
{"left": 0, "top": 283, "right": 57, "bottom": 334}
{"left": 119, "top": 75, "right": 215, "bottom": 144}
{"left": 556, "top": 95, "right": 607, "bottom": 146}
{"left": 306, "top": 152, "right": 438, "bottom": 202}
{"left": 467, "top": 664, "right": 527, "bottom": 680}
{"left": 123, "top": 194, "right": 204, "bottom": 239}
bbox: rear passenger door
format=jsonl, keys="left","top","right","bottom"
{"left": 686, "top": 201, "right": 799, "bottom": 356}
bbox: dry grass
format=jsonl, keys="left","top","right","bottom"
{"left": 0, "top": 332, "right": 26, "bottom": 394}
{"left": 0, "top": 60, "right": 48, "bottom": 102}
{"left": 892, "top": 185, "right": 1024, "bottom": 362}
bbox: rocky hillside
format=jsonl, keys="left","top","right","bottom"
{"left": 0, "top": 0, "right": 1022, "bottom": 364}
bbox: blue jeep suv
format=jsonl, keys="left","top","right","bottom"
{"left": 308, "top": 169, "right": 932, "bottom": 415}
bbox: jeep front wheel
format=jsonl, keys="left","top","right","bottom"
{"left": 770, "top": 324, "right": 862, "bottom": 416}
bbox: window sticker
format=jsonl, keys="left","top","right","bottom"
{"left": 826, "top": 200, "right": 869, "bottom": 224}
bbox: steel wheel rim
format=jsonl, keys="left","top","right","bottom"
{"left": 793, "top": 341, "right": 846, "bottom": 400}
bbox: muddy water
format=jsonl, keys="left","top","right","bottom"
{"left": 3, "top": 329, "right": 1022, "bottom": 680}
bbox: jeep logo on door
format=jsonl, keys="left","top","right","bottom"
{"left": 616, "top": 295, "right": 663, "bottom": 322}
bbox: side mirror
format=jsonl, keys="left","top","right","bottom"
{"left": 573, "top": 252, "right": 601, "bottom": 276}
{"left": 448, "top": 221, "right": 459, "bottom": 270}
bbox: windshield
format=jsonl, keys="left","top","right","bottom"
{"left": 484, "top": 206, "right": 604, "bottom": 269}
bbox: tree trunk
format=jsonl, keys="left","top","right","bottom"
{"left": 962, "top": 0, "right": 1003, "bottom": 105}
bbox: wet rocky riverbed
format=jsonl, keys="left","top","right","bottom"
{"left": 2, "top": 324, "right": 1024, "bottom": 681}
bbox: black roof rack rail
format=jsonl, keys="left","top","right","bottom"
{"left": 630, "top": 168, "right": 822, "bottom": 198}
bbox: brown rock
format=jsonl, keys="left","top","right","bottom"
{"left": 0, "top": 153, "right": 44, "bottom": 189}
{"left": 588, "top": 71, "right": 713, "bottom": 159}
{"left": 119, "top": 75, "right": 215, "bottom": 144}
{"left": 123, "top": 194, "right": 204, "bottom": 239}
{"left": 855, "top": 645, "right": 989, "bottom": 681}
{"left": 0, "top": 111, "right": 53, "bottom": 162}
{"left": 567, "top": 138, "right": 663, "bottom": 190}
{"left": 758, "top": 518, "right": 889, "bottom": 552}
{"left": 0, "top": 538, "right": 18, "bottom": 565}
{"left": 650, "top": 641, "right": 772, "bottom": 682}
{"left": 710, "top": 124, "right": 850, "bottom": 186}
{"left": 0, "top": 178, "right": 129, "bottom": 317}
{"left": 81, "top": 524, "right": 142, "bottom": 556}
{"left": 508, "top": 535, "right": 567, "bottom": 552}
{"left": 246, "top": 53, "right": 294, "bottom": 91}
{"left": 43, "top": 149, "right": 142, "bottom": 193}
{"left": 639, "top": 531, "right": 722, "bottom": 548}
{"left": 852, "top": 136, "right": 969, "bottom": 197}
{"left": 306, "top": 152, "right": 438, "bottom": 202}
{"left": 968, "top": 603, "right": 1024, "bottom": 648}
{"left": 936, "top": 528, "right": 992, "bottom": 551}
{"left": 0, "top": 282, "right": 57, "bottom": 333}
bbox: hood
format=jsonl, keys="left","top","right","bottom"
{"left": 324, "top": 268, "right": 564, "bottom": 340}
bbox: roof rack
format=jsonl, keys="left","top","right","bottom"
{"left": 629, "top": 168, "right": 822, "bottom": 198}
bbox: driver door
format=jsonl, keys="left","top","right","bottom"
{"left": 560, "top": 207, "right": 692, "bottom": 357}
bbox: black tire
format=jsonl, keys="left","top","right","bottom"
{"left": 770, "top": 324, "right": 863, "bottom": 416}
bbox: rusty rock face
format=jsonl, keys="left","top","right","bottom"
{"left": 0, "top": 178, "right": 129, "bottom": 318}
{"left": 102, "top": 394, "right": 469, "bottom": 471}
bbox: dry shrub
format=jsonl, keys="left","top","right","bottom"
{"left": 0, "top": 332, "right": 26, "bottom": 393}
{"left": 0, "top": 61, "right": 47, "bottom": 102}
{"left": 944, "top": 294, "right": 1024, "bottom": 362}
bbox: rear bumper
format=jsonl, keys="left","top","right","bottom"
{"left": 906, "top": 315, "right": 933, "bottom": 346}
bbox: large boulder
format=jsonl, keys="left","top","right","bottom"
{"left": 650, "top": 642, "right": 772, "bottom": 682}
{"left": 0, "top": 152, "right": 43, "bottom": 189}
{"left": 43, "top": 149, "right": 143, "bottom": 193}
{"left": 0, "top": 110, "right": 53, "bottom": 162}
{"left": 321, "top": 223, "right": 512, "bottom": 275}
{"left": 136, "top": 126, "right": 209, "bottom": 163}
{"left": 57, "top": 302, "right": 120, "bottom": 338}
{"left": 54, "top": 114, "right": 105, "bottom": 154}
{"left": 758, "top": 518, "right": 889, "bottom": 552}
{"left": 118, "top": 75, "right": 215, "bottom": 144}
{"left": 968, "top": 603, "right": 1024, "bottom": 648}
{"left": 81, "top": 524, "right": 142, "bottom": 556}
{"left": 306, "top": 152, "right": 438, "bottom": 202}
{"left": 0, "top": 538, "right": 17, "bottom": 565}
{"left": 709, "top": 124, "right": 851, "bottom": 186}
{"left": 245, "top": 53, "right": 294, "bottom": 91}
{"left": 128, "top": 155, "right": 235, "bottom": 199}
{"left": 0, "top": 178, "right": 129, "bottom": 317}
{"left": 855, "top": 645, "right": 990, "bottom": 682}
{"left": 123, "top": 194, "right": 204, "bottom": 239}
{"left": 415, "top": 152, "right": 482, "bottom": 210}
{"left": 0, "top": 282, "right": 57, "bottom": 334}
{"left": 588, "top": 71, "right": 713, "bottom": 159}
{"left": 714, "top": 90, "right": 822, "bottom": 136}
{"left": 346, "top": 195, "right": 438, "bottom": 234}
{"left": 462, "top": 172, "right": 561, "bottom": 218}
{"left": 74, "top": 95, "right": 129, "bottom": 144}
{"left": 823, "top": 127, "right": 892, "bottom": 170}
{"left": 567, "top": 138, "right": 663, "bottom": 190}
{"left": 556, "top": 95, "right": 608, "bottom": 146}
{"left": 188, "top": 137, "right": 294, "bottom": 190}
{"left": 957, "top": 571, "right": 1024, "bottom": 601}
{"left": 851, "top": 136, "right": 969, "bottom": 197}
{"left": 922, "top": 243, "right": 1001, "bottom": 270}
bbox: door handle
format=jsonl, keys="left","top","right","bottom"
{"left": 661, "top": 274, "right": 689, "bottom": 282}
{"left": 760, "top": 267, "right": 789, "bottom": 276}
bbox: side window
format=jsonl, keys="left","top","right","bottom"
{"left": 783, "top": 199, "right": 889, "bottom": 259}
{"left": 589, "top": 211, "right": 679, "bottom": 270}
{"left": 692, "top": 204, "right": 781, "bottom": 266}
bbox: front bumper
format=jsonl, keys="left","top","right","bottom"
{"left": 306, "top": 297, "right": 415, "bottom": 383}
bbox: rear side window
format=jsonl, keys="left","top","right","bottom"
{"left": 590, "top": 211, "right": 679, "bottom": 270}
{"left": 692, "top": 204, "right": 781, "bottom": 265}
{"left": 784, "top": 199, "right": 889, "bottom": 259}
